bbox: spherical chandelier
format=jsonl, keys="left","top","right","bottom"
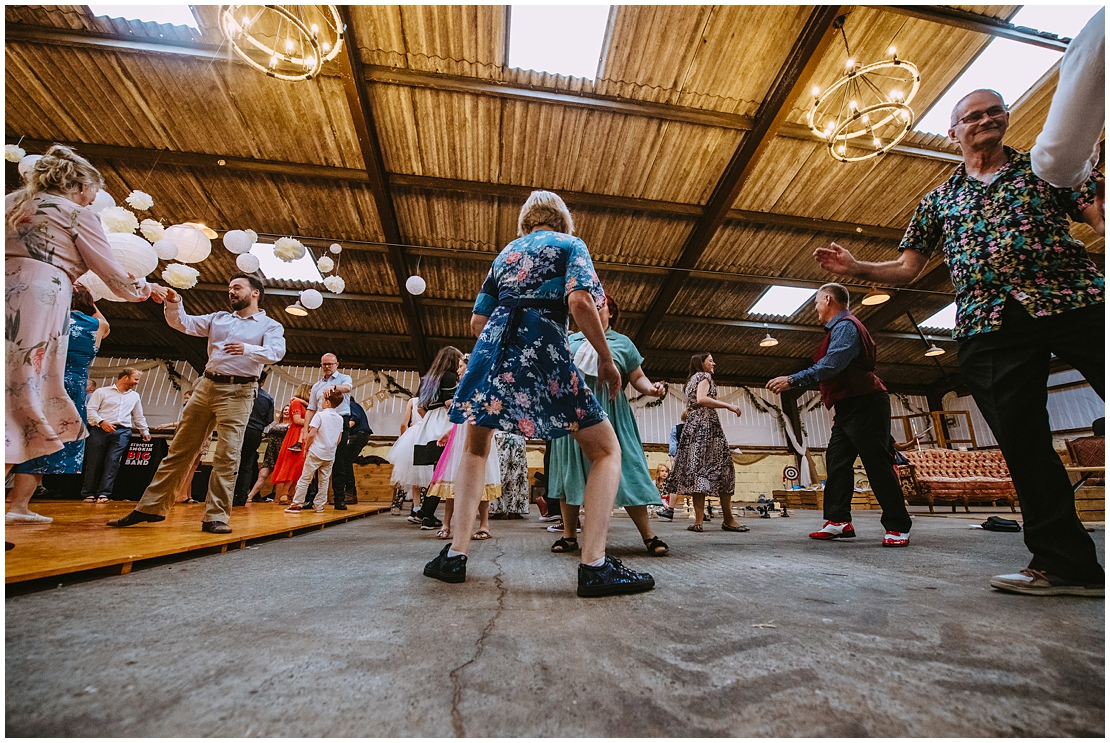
{"left": 219, "top": 5, "right": 344, "bottom": 82}
{"left": 806, "top": 15, "right": 921, "bottom": 163}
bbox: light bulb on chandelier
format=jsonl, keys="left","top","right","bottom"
{"left": 219, "top": 5, "right": 344, "bottom": 83}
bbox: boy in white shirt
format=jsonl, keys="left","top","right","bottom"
{"left": 285, "top": 388, "right": 345, "bottom": 514}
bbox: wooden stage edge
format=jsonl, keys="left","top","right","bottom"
{"left": 5, "top": 500, "right": 393, "bottom": 586}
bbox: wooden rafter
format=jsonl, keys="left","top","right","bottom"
{"left": 334, "top": 4, "right": 428, "bottom": 369}
{"left": 633, "top": 5, "right": 844, "bottom": 348}
{"left": 879, "top": 5, "right": 1070, "bottom": 51}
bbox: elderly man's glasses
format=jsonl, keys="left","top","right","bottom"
{"left": 956, "top": 105, "right": 1007, "bottom": 127}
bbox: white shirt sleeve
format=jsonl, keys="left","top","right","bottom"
{"left": 85, "top": 388, "right": 106, "bottom": 426}
{"left": 131, "top": 395, "right": 150, "bottom": 437}
{"left": 242, "top": 319, "right": 287, "bottom": 367}
{"left": 1031, "top": 7, "right": 1105, "bottom": 189}
{"left": 164, "top": 299, "right": 216, "bottom": 338}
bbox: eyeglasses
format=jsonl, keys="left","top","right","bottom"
{"left": 955, "top": 105, "right": 1007, "bottom": 127}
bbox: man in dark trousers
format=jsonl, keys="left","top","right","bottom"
{"left": 767, "top": 283, "right": 912, "bottom": 547}
{"left": 334, "top": 397, "right": 373, "bottom": 506}
{"left": 233, "top": 370, "right": 274, "bottom": 507}
{"left": 813, "top": 88, "right": 1103, "bottom": 597}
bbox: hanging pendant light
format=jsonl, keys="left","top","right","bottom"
{"left": 284, "top": 301, "right": 309, "bottom": 317}
{"left": 759, "top": 333, "right": 779, "bottom": 348}
{"left": 924, "top": 344, "right": 945, "bottom": 357}
{"left": 861, "top": 286, "right": 891, "bottom": 305}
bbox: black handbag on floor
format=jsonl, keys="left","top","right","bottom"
{"left": 981, "top": 516, "right": 1022, "bottom": 532}
{"left": 412, "top": 442, "right": 445, "bottom": 467}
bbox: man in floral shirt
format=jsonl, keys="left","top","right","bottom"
{"left": 814, "top": 89, "right": 1104, "bottom": 597}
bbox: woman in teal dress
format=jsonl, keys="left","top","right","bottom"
{"left": 7, "top": 284, "right": 108, "bottom": 523}
{"left": 548, "top": 294, "right": 670, "bottom": 555}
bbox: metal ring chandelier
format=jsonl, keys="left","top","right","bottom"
{"left": 219, "top": 5, "right": 344, "bottom": 82}
{"left": 806, "top": 16, "right": 922, "bottom": 162}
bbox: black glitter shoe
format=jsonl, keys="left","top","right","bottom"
{"left": 424, "top": 544, "right": 467, "bottom": 583}
{"left": 577, "top": 556, "right": 655, "bottom": 598}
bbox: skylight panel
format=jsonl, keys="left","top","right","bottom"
{"left": 921, "top": 303, "right": 957, "bottom": 330}
{"left": 88, "top": 5, "right": 199, "bottom": 28}
{"left": 249, "top": 243, "right": 324, "bottom": 284}
{"left": 749, "top": 286, "right": 817, "bottom": 318}
{"left": 508, "top": 5, "right": 611, "bottom": 80}
{"left": 914, "top": 6, "right": 1099, "bottom": 135}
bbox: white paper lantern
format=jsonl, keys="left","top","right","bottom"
{"left": 236, "top": 253, "right": 260, "bottom": 273}
{"left": 153, "top": 239, "right": 179, "bottom": 260}
{"left": 78, "top": 233, "right": 159, "bottom": 302}
{"left": 222, "top": 229, "right": 254, "bottom": 254}
{"left": 329, "top": 243, "right": 342, "bottom": 254}
{"left": 405, "top": 275, "right": 426, "bottom": 295}
{"left": 163, "top": 224, "right": 211, "bottom": 263}
{"left": 89, "top": 189, "right": 116, "bottom": 216}
{"left": 17, "top": 154, "right": 41, "bottom": 179}
{"left": 300, "top": 288, "right": 323, "bottom": 310}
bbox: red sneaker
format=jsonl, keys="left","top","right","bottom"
{"left": 882, "top": 531, "right": 909, "bottom": 547}
{"left": 284, "top": 504, "right": 303, "bottom": 514}
{"left": 809, "top": 521, "right": 856, "bottom": 540}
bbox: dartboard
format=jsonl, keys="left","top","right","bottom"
{"left": 783, "top": 465, "right": 800, "bottom": 481}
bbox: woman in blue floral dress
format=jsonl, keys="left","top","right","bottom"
{"left": 423, "top": 191, "right": 654, "bottom": 598}
{"left": 8, "top": 284, "right": 107, "bottom": 523}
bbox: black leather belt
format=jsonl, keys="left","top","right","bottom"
{"left": 204, "top": 372, "right": 258, "bottom": 384}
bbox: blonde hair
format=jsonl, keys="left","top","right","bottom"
{"left": 517, "top": 190, "right": 574, "bottom": 237}
{"left": 6, "top": 145, "right": 104, "bottom": 232}
{"left": 294, "top": 384, "right": 313, "bottom": 403}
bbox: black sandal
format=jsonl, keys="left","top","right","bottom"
{"left": 643, "top": 535, "right": 669, "bottom": 555}
{"left": 551, "top": 537, "right": 579, "bottom": 553}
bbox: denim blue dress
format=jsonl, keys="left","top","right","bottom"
{"left": 449, "top": 230, "right": 607, "bottom": 440}
{"left": 13, "top": 311, "right": 100, "bottom": 474}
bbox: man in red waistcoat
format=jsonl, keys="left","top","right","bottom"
{"left": 767, "top": 283, "right": 912, "bottom": 546}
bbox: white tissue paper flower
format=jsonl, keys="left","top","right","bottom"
{"left": 323, "top": 275, "right": 345, "bottom": 294}
{"left": 162, "top": 263, "right": 200, "bottom": 290}
{"left": 245, "top": 229, "right": 258, "bottom": 244}
{"left": 139, "top": 219, "right": 165, "bottom": 242}
{"left": 317, "top": 255, "right": 334, "bottom": 273}
{"left": 5, "top": 144, "right": 26, "bottom": 162}
{"left": 124, "top": 190, "right": 154, "bottom": 211}
{"left": 273, "top": 237, "right": 306, "bottom": 263}
{"left": 100, "top": 206, "right": 140, "bottom": 234}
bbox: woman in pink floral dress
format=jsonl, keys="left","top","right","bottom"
{"left": 5, "top": 146, "right": 151, "bottom": 468}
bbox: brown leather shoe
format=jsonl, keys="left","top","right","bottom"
{"left": 201, "top": 521, "right": 232, "bottom": 534}
{"left": 344, "top": 493, "right": 358, "bottom": 504}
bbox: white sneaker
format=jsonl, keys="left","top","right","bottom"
{"left": 5, "top": 511, "right": 52, "bottom": 524}
{"left": 538, "top": 514, "right": 561, "bottom": 522}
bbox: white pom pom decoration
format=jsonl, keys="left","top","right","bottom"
{"left": 329, "top": 243, "right": 342, "bottom": 254}
{"left": 89, "top": 189, "right": 116, "bottom": 216}
{"left": 236, "top": 253, "right": 260, "bottom": 273}
{"left": 273, "top": 237, "right": 306, "bottom": 263}
{"left": 222, "top": 229, "right": 254, "bottom": 254}
{"left": 153, "top": 239, "right": 179, "bottom": 260}
{"left": 245, "top": 229, "right": 258, "bottom": 244}
{"left": 139, "top": 219, "right": 165, "bottom": 243}
{"left": 124, "top": 190, "right": 154, "bottom": 211}
{"left": 18, "top": 154, "right": 41, "bottom": 178}
{"left": 405, "top": 275, "right": 427, "bottom": 295}
{"left": 299, "top": 288, "right": 323, "bottom": 310}
{"left": 163, "top": 224, "right": 211, "bottom": 264}
{"left": 317, "top": 255, "right": 334, "bottom": 273}
{"left": 100, "top": 206, "right": 140, "bottom": 234}
{"left": 323, "top": 275, "right": 345, "bottom": 294}
{"left": 162, "top": 263, "right": 200, "bottom": 290}
{"left": 5, "top": 144, "right": 26, "bottom": 162}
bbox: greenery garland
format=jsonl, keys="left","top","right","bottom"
{"left": 374, "top": 370, "right": 415, "bottom": 399}
{"left": 894, "top": 392, "right": 928, "bottom": 416}
{"left": 740, "top": 386, "right": 806, "bottom": 441}
{"left": 630, "top": 381, "right": 669, "bottom": 409}
{"left": 161, "top": 359, "right": 184, "bottom": 391}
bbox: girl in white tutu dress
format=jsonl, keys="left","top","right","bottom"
{"left": 386, "top": 346, "right": 462, "bottom": 522}
{"left": 423, "top": 354, "right": 502, "bottom": 539}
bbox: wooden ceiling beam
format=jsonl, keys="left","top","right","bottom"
{"left": 4, "top": 25, "right": 963, "bottom": 164}
{"left": 878, "top": 6, "right": 1070, "bottom": 51}
{"left": 335, "top": 4, "right": 427, "bottom": 370}
{"left": 634, "top": 6, "right": 843, "bottom": 349}
{"left": 10, "top": 137, "right": 907, "bottom": 241}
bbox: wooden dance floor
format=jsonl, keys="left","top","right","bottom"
{"left": 4, "top": 500, "right": 391, "bottom": 585}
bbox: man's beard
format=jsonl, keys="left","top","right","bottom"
{"left": 229, "top": 294, "right": 250, "bottom": 310}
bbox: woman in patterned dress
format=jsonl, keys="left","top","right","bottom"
{"left": 7, "top": 284, "right": 109, "bottom": 523}
{"left": 423, "top": 190, "right": 654, "bottom": 598}
{"left": 5, "top": 145, "right": 151, "bottom": 469}
{"left": 488, "top": 431, "right": 530, "bottom": 518}
{"left": 244, "top": 404, "right": 291, "bottom": 502}
{"left": 663, "top": 353, "right": 747, "bottom": 533}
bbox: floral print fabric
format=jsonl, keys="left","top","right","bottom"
{"left": 488, "top": 431, "right": 530, "bottom": 514}
{"left": 663, "top": 372, "right": 735, "bottom": 498}
{"left": 898, "top": 147, "right": 1102, "bottom": 338}
{"left": 450, "top": 230, "right": 607, "bottom": 440}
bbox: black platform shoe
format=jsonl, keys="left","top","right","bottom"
{"left": 424, "top": 544, "right": 467, "bottom": 583}
{"left": 577, "top": 556, "right": 655, "bottom": 598}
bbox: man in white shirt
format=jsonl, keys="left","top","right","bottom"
{"left": 109, "top": 274, "right": 286, "bottom": 534}
{"left": 301, "top": 353, "right": 353, "bottom": 509}
{"left": 81, "top": 368, "right": 150, "bottom": 502}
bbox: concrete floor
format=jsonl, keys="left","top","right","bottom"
{"left": 5, "top": 509, "right": 1104, "bottom": 737}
